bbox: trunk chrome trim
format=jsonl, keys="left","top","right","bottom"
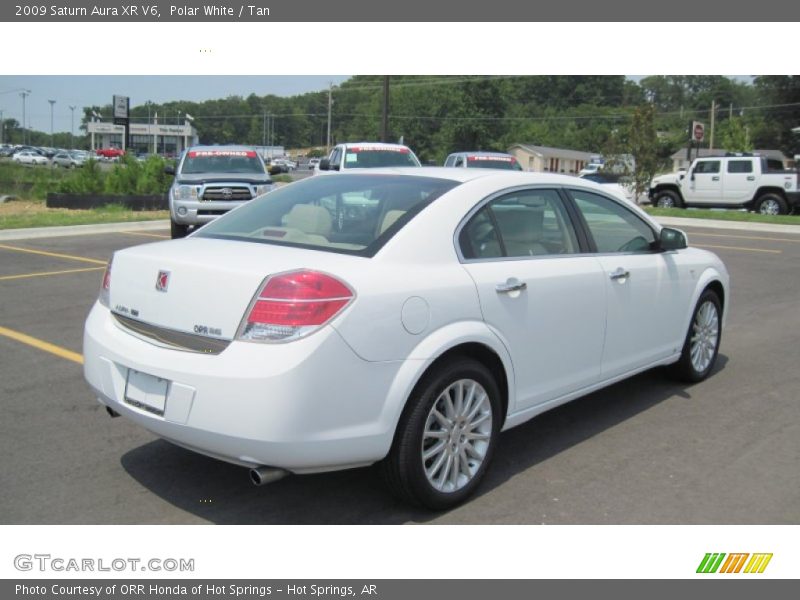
{"left": 112, "top": 313, "right": 231, "bottom": 355}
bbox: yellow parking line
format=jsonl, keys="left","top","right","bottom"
{"left": 0, "top": 325, "right": 83, "bottom": 364}
{"left": 121, "top": 231, "right": 170, "bottom": 239}
{"left": 0, "top": 244, "right": 107, "bottom": 265}
{"left": 690, "top": 232, "right": 800, "bottom": 243}
{"left": 695, "top": 243, "right": 782, "bottom": 254}
{"left": 0, "top": 266, "right": 105, "bottom": 281}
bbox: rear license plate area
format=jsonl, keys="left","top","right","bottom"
{"left": 124, "top": 369, "right": 169, "bottom": 416}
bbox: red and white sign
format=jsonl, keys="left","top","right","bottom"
{"left": 347, "top": 146, "right": 409, "bottom": 153}
{"left": 468, "top": 156, "right": 515, "bottom": 162}
{"left": 692, "top": 121, "right": 705, "bottom": 143}
{"left": 188, "top": 150, "right": 256, "bottom": 158}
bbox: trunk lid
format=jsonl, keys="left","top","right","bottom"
{"left": 108, "top": 237, "right": 363, "bottom": 341}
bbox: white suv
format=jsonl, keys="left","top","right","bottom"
{"left": 317, "top": 142, "right": 421, "bottom": 173}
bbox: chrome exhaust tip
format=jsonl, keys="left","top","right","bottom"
{"left": 249, "top": 466, "right": 288, "bottom": 486}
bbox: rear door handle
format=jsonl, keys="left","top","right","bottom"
{"left": 496, "top": 278, "right": 527, "bottom": 293}
{"left": 609, "top": 267, "right": 630, "bottom": 282}
{"left": 712, "top": 176, "right": 720, "bottom": 181}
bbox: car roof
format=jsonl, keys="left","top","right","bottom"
{"left": 339, "top": 166, "right": 601, "bottom": 185}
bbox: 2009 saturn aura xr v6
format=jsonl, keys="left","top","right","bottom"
{"left": 83, "top": 168, "right": 729, "bottom": 509}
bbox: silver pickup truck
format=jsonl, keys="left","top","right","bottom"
{"left": 166, "top": 145, "right": 273, "bottom": 238}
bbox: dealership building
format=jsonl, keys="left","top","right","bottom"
{"left": 86, "top": 120, "right": 199, "bottom": 155}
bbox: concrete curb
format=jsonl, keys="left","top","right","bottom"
{"left": 653, "top": 216, "right": 800, "bottom": 235}
{"left": 0, "top": 220, "right": 169, "bottom": 241}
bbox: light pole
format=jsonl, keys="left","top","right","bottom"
{"left": 48, "top": 99, "right": 56, "bottom": 147}
{"left": 0, "top": 109, "right": 4, "bottom": 145}
{"left": 326, "top": 82, "right": 334, "bottom": 153}
{"left": 20, "top": 89, "right": 30, "bottom": 145}
{"left": 69, "top": 105, "right": 76, "bottom": 149}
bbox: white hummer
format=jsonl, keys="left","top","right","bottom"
{"left": 649, "top": 154, "right": 799, "bottom": 215}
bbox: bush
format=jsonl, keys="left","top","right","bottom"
{"left": 57, "top": 159, "right": 104, "bottom": 194}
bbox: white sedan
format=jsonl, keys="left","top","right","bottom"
{"left": 13, "top": 150, "right": 48, "bottom": 166}
{"left": 83, "top": 168, "right": 729, "bottom": 509}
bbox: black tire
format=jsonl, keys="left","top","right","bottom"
{"left": 654, "top": 189, "right": 683, "bottom": 209}
{"left": 381, "top": 357, "right": 501, "bottom": 510}
{"left": 170, "top": 220, "right": 189, "bottom": 239}
{"left": 670, "top": 289, "right": 722, "bottom": 383}
{"left": 755, "top": 193, "right": 787, "bottom": 216}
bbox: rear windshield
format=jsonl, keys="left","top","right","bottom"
{"left": 467, "top": 156, "right": 523, "bottom": 170}
{"left": 343, "top": 147, "right": 420, "bottom": 168}
{"left": 180, "top": 149, "right": 265, "bottom": 174}
{"left": 196, "top": 174, "right": 459, "bottom": 257}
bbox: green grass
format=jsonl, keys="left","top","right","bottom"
{"left": 0, "top": 201, "right": 168, "bottom": 230}
{"left": 645, "top": 207, "right": 800, "bottom": 225}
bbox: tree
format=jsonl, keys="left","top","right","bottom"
{"left": 752, "top": 76, "right": 800, "bottom": 155}
{"left": 628, "top": 104, "right": 659, "bottom": 204}
{"left": 719, "top": 117, "right": 753, "bottom": 153}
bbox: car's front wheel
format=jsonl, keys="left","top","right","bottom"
{"left": 670, "top": 289, "right": 722, "bottom": 382}
{"left": 382, "top": 357, "right": 501, "bottom": 509}
{"left": 655, "top": 189, "right": 683, "bottom": 209}
{"left": 170, "top": 220, "right": 189, "bottom": 239}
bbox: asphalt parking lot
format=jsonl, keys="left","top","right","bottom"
{"left": 0, "top": 223, "right": 798, "bottom": 524}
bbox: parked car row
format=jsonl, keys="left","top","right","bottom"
{"left": 0, "top": 144, "right": 97, "bottom": 168}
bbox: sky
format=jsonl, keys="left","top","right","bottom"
{"left": 0, "top": 75, "right": 352, "bottom": 134}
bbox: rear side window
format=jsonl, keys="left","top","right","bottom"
{"left": 727, "top": 160, "right": 753, "bottom": 173}
{"left": 196, "top": 174, "right": 458, "bottom": 257}
{"left": 766, "top": 158, "right": 785, "bottom": 171}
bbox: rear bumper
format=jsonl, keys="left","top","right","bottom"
{"left": 83, "top": 303, "right": 403, "bottom": 473}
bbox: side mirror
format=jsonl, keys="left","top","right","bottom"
{"left": 679, "top": 173, "right": 685, "bottom": 181}
{"left": 690, "top": 171, "right": 695, "bottom": 181}
{"left": 319, "top": 158, "right": 331, "bottom": 171}
{"left": 164, "top": 165, "right": 175, "bottom": 175}
{"left": 659, "top": 227, "right": 688, "bottom": 251}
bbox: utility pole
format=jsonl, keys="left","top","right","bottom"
{"left": 0, "top": 109, "right": 4, "bottom": 145}
{"left": 20, "top": 90, "right": 30, "bottom": 145}
{"left": 69, "top": 105, "right": 76, "bottom": 149}
{"left": 381, "top": 76, "right": 390, "bottom": 142}
{"left": 48, "top": 99, "right": 56, "bottom": 147}
{"left": 326, "top": 82, "right": 333, "bottom": 153}
{"left": 262, "top": 109, "right": 266, "bottom": 147}
{"left": 709, "top": 99, "right": 716, "bottom": 150}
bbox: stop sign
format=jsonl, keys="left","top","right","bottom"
{"left": 692, "top": 121, "right": 705, "bottom": 142}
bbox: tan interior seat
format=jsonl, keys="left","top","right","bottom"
{"left": 284, "top": 204, "right": 333, "bottom": 238}
{"left": 379, "top": 210, "right": 406, "bottom": 234}
{"left": 493, "top": 208, "right": 549, "bottom": 256}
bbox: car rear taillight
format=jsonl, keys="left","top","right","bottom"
{"left": 237, "top": 270, "right": 354, "bottom": 343}
{"left": 98, "top": 257, "right": 113, "bottom": 307}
